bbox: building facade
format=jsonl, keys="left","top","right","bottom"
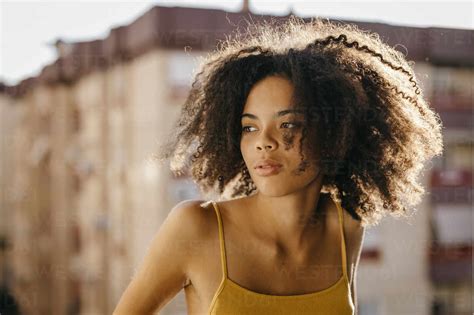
{"left": 0, "top": 5, "right": 472, "bottom": 315}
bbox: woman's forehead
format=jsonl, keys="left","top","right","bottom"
{"left": 245, "top": 76, "right": 294, "bottom": 104}
{"left": 240, "top": 74, "right": 311, "bottom": 121}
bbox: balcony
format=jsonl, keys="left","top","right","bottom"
{"left": 429, "top": 243, "right": 472, "bottom": 284}
{"left": 430, "top": 169, "right": 472, "bottom": 204}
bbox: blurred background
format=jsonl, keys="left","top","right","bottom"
{"left": 0, "top": 1, "right": 472, "bottom": 314}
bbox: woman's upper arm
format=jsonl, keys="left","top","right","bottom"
{"left": 113, "top": 199, "right": 206, "bottom": 315}
{"left": 347, "top": 221, "right": 365, "bottom": 314}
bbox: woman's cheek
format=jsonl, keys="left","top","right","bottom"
{"left": 281, "top": 130, "right": 301, "bottom": 151}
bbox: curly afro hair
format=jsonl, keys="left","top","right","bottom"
{"left": 154, "top": 16, "right": 444, "bottom": 227}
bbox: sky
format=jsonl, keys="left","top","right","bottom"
{"left": 0, "top": 0, "right": 472, "bottom": 85}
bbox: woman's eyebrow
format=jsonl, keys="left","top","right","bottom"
{"left": 241, "top": 109, "right": 304, "bottom": 120}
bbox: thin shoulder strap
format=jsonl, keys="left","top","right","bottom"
{"left": 211, "top": 200, "right": 228, "bottom": 278}
{"left": 334, "top": 197, "right": 349, "bottom": 280}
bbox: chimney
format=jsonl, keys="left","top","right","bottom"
{"left": 50, "top": 39, "right": 73, "bottom": 58}
{"left": 241, "top": 0, "right": 250, "bottom": 13}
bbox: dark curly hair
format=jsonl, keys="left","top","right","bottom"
{"left": 153, "top": 16, "right": 444, "bottom": 227}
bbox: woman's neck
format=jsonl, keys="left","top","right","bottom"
{"left": 247, "top": 179, "right": 326, "bottom": 254}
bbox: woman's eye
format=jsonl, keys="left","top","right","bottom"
{"left": 241, "top": 122, "right": 301, "bottom": 133}
{"left": 281, "top": 122, "right": 300, "bottom": 129}
{"left": 241, "top": 126, "right": 255, "bottom": 133}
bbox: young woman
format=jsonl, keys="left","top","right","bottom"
{"left": 113, "top": 16, "right": 443, "bottom": 315}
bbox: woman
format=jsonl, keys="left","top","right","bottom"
{"left": 113, "top": 16, "right": 443, "bottom": 315}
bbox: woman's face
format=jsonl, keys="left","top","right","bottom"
{"left": 240, "top": 75, "right": 321, "bottom": 196}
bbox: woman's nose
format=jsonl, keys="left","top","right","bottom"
{"left": 256, "top": 131, "right": 278, "bottom": 151}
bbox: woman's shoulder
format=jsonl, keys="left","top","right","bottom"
{"left": 336, "top": 198, "right": 365, "bottom": 233}
{"left": 313, "top": 193, "right": 364, "bottom": 237}
{"left": 330, "top": 197, "right": 365, "bottom": 259}
{"left": 166, "top": 199, "right": 220, "bottom": 240}
{"left": 171, "top": 197, "right": 247, "bottom": 226}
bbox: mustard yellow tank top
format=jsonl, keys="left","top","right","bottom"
{"left": 206, "top": 198, "right": 355, "bottom": 315}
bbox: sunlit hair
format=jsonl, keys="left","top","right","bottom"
{"left": 154, "top": 16, "right": 444, "bottom": 227}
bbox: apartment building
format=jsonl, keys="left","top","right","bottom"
{"left": 0, "top": 5, "right": 471, "bottom": 315}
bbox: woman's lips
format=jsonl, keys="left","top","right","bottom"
{"left": 254, "top": 165, "right": 283, "bottom": 176}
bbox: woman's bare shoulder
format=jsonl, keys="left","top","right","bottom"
{"left": 321, "top": 193, "right": 364, "bottom": 235}
{"left": 338, "top": 201, "right": 365, "bottom": 233}
{"left": 172, "top": 198, "right": 219, "bottom": 231}
{"left": 113, "top": 199, "right": 214, "bottom": 314}
{"left": 335, "top": 198, "right": 365, "bottom": 255}
{"left": 171, "top": 197, "right": 253, "bottom": 237}
{"left": 213, "top": 196, "right": 255, "bottom": 222}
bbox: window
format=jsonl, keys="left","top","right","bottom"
{"left": 432, "top": 204, "right": 472, "bottom": 245}
{"left": 167, "top": 51, "right": 203, "bottom": 99}
{"left": 361, "top": 225, "right": 382, "bottom": 260}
